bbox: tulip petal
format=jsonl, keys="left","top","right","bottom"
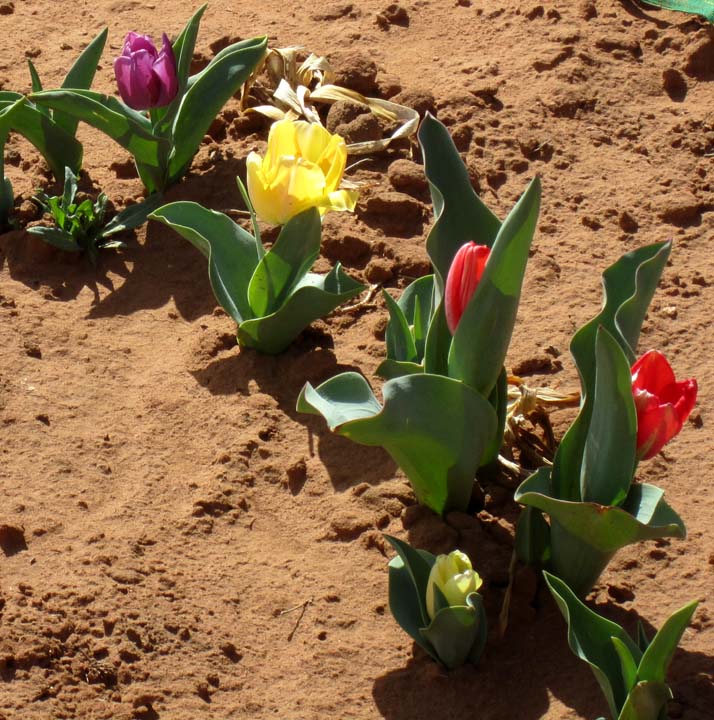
{"left": 263, "top": 120, "right": 300, "bottom": 180}
{"left": 294, "top": 121, "right": 332, "bottom": 164}
{"left": 153, "top": 34, "right": 178, "bottom": 106}
{"left": 118, "top": 49, "right": 160, "bottom": 110}
{"left": 326, "top": 188, "right": 358, "bottom": 214}
{"left": 321, "top": 134, "right": 348, "bottom": 193}
{"left": 636, "top": 396, "right": 680, "bottom": 460}
{"left": 632, "top": 350, "right": 676, "bottom": 396}
{"left": 444, "top": 242, "right": 490, "bottom": 333}
{"left": 126, "top": 33, "right": 158, "bottom": 57}
{"left": 246, "top": 151, "right": 284, "bottom": 226}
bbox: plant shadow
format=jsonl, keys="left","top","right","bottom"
{"left": 189, "top": 334, "right": 399, "bottom": 492}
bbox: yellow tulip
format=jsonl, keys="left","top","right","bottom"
{"left": 426, "top": 550, "right": 483, "bottom": 620}
{"left": 246, "top": 119, "right": 358, "bottom": 226}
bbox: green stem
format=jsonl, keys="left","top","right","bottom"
{"left": 548, "top": 519, "right": 615, "bottom": 597}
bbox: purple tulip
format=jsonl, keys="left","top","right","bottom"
{"left": 114, "top": 32, "right": 178, "bottom": 111}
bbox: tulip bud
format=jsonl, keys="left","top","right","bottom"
{"left": 246, "top": 119, "right": 358, "bottom": 226}
{"left": 426, "top": 549, "right": 482, "bottom": 620}
{"left": 114, "top": 32, "right": 178, "bottom": 111}
{"left": 631, "top": 350, "right": 697, "bottom": 460}
{"left": 444, "top": 242, "right": 490, "bottom": 334}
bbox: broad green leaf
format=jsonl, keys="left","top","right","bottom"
{"left": 580, "top": 328, "right": 637, "bottom": 506}
{"left": 1, "top": 91, "right": 83, "bottom": 178}
{"left": 637, "top": 600, "right": 698, "bottom": 684}
{"left": 150, "top": 201, "right": 260, "bottom": 323}
{"left": 641, "top": 0, "right": 714, "bottom": 21}
{"left": 57, "top": 27, "right": 108, "bottom": 136}
{"left": 0, "top": 176, "right": 12, "bottom": 228}
{"left": 101, "top": 193, "right": 166, "bottom": 238}
{"left": 297, "top": 371, "right": 383, "bottom": 426}
{"left": 0, "top": 96, "right": 23, "bottom": 226}
{"left": 30, "top": 89, "right": 162, "bottom": 168}
{"left": 383, "top": 290, "right": 418, "bottom": 364}
{"left": 481, "top": 367, "right": 508, "bottom": 466}
{"left": 27, "top": 226, "right": 81, "bottom": 252}
{"left": 395, "top": 274, "right": 435, "bottom": 361}
{"left": 423, "top": 299, "right": 451, "bottom": 376}
{"left": 27, "top": 60, "right": 45, "bottom": 94}
{"left": 448, "top": 177, "right": 541, "bottom": 396}
{"left": 612, "top": 636, "right": 639, "bottom": 694}
{"left": 375, "top": 359, "right": 424, "bottom": 380}
{"left": 168, "top": 36, "right": 268, "bottom": 181}
{"left": 515, "top": 506, "right": 551, "bottom": 566}
{"left": 515, "top": 471, "right": 687, "bottom": 555}
{"left": 62, "top": 166, "right": 77, "bottom": 209}
{"left": 553, "top": 242, "right": 671, "bottom": 502}
{"left": 619, "top": 681, "right": 672, "bottom": 720}
{"left": 420, "top": 598, "right": 485, "bottom": 669}
{"left": 298, "top": 372, "right": 497, "bottom": 514}
{"left": 545, "top": 572, "right": 640, "bottom": 718}
{"left": 385, "top": 535, "right": 435, "bottom": 632}
{"left": 419, "top": 113, "right": 501, "bottom": 287}
{"left": 238, "top": 263, "right": 363, "bottom": 354}
{"left": 247, "top": 208, "right": 321, "bottom": 317}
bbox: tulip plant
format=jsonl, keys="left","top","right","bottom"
{"left": 515, "top": 241, "right": 695, "bottom": 596}
{"left": 386, "top": 536, "right": 487, "bottom": 669}
{"left": 298, "top": 114, "right": 541, "bottom": 515}
{"left": 28, "top": 167, "right": 163, "bottom": 265}
{"left": 150, "top": 120, "right": 363, "bottom": 353}
{"left": 545, "top": 572, "right": 698, "bottom": 720}
{"left": 30, "top": 6, "right": 267, "bottom": 194}
{"left": 0, "top": 29, "right": 107, "bottom": 228}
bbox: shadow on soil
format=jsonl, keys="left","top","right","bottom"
{"left": 373, "top": 584, "right": 713, "bottom": 720}
{"left": 189, "top": 333, "right": 399, "bottom": 492}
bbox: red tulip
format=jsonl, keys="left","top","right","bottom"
{"left": 444, "top": 242, "right": 490, "bottom": 334}
{"left": 631, "top": 350, "right": 697, "bottom": 460}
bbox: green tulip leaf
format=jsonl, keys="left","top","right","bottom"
{"left": 545, "top": 571, "right": 641, "bottom": 718}
{"left": 57, "top": 27, "right": 109, "bottom": 137}
{"left": 385, "top": 535, "right": 435, "bottom": 632}
{"left": 392, "top": 274, "right": 436, "bottom": 364}
{"left": 448, "top": 177, "right": 541, "bottom": 396}
{"left": 26, "top": 226, "right": 81, "bottom": 252}
{"left": 552, "top": 242, "right": 671, "bottom": 501}
{"left": 515, "top": 506, "right": 551, "bottom": 567}
{"left": 238, "top": 263, "right": 363, "bottom": 354}
{"left": 618, "top": 681, "right": 672, "bottom": 720}
{"left": 29, "top": 89, "right": 162, "bottom": 169}
{"left": 423, "top": 299, "right": 451, "bottom": 376}
{"left": 611, "top": 636, "right": 639, "bottom": 695}
{"left": 248, "top": 208, "right": 322, "bottom": 318}
{"left": 375, "top": 359, "right": 425, "bottom": 380}
{"left": 580, "top": 327, "right": 637, "bottom": 506}
{"left": 0, "top": 96, "right": 23, "bottom": 225}
{"left": 150, "top": 201, "right": 260, "bottom": 323}
{"left": 1, "top": 91, "right": 83, "bottom": 178}
{"left": 383, "top": 290, "right": 418, "bottom": 365}
{"left": 298, "top": 372, "right": 497, "bottom": 514}
{"left": 516, "top": 470, "right": 686, "bottom": 555}
{"left": 419, "top": 113, "right": 501, "bottom": 286}
{"left": 420, "top": 596, "right": 486, "bottom": 669}
{"left": 637, "top": 600, "right": 698, "bottom": 684}
{"left": 101, "top": 193, "right": 166, "bottom": 238}
{"left": 168, "top": 36, "right": 267, "bottom": 181}
{"left": 640, "top": 0, "right": 714, "bottom": 21}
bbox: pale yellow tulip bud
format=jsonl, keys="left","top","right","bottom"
{"left": 246, "top": 119, "right": 358, "bottom": 226}
{"left": 426, "top": 550, "right": 483, "bottom": 620}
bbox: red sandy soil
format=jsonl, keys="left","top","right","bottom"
{"left": 1, "top": 1, "right": 713, "bottom": 718}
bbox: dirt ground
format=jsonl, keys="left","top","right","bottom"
{"left": 1, "top": 0, "right": 713, "bottom": 718}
